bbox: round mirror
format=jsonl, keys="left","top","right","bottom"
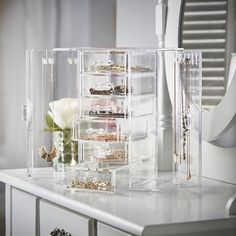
{"left": 164, "top": 0, "right": 236, "bottom": 147}
{"left": 179, "top": 0, "right": 236, "bottom": 111}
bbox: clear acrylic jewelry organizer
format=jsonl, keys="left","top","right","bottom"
{"left": 25, "top": 48, "right": 202, "bottom": 191}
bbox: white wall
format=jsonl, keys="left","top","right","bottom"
{"left": 0, "top": 0, "right": 116, "bottom": 170}
{"left": 0, "top": 0, "right": 116, "bottom": 234}
{"left": 117, "top": 0, "right": 158, "bottom": 47}
{"left": 116, "top": 0, "right": 236, "bottom": 184}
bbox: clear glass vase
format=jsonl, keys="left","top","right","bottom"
{"left": 52, "top": 130, "right": 78, "bottom": 184}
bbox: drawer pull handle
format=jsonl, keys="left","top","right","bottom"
{"left": 50, "top": 227, "right": 72, "bottom": 236}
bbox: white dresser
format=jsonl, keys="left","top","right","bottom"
{"left": 0, "top": 168, "right": 236, "bottom": 236}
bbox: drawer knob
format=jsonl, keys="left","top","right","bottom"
{"left": 50, "top": 228, "right": 71, "bottom": 236}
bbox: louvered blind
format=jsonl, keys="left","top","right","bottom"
{"left": 181, "top": 0, "right": 228, "bottom": 110}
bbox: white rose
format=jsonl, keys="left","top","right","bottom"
{"left": 48, "top": 98, "right": 78, "bottom": 129}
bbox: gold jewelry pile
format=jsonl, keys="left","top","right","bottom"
{"left": 88, "top": 64, "right": 152, "bottom": 73}
{"left": 70, "top": 179, "right": 113, "bottom": 191}
{"left": 95, "top": 149, "right": 127, "bottom": 163}
{"left": 83, "top": 133, "right": 127, "bottom": 142}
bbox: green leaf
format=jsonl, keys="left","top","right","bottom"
{"left": 44, "top": 127, "right": 63, "bottom": 132}
{"left": 45, "top": 114, "right": 62, "bottom": 131}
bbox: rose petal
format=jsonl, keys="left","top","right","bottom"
{"left": 49, "top": 98, "right": 78, "bottom": 129}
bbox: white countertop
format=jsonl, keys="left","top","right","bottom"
{"left": 0, "top": 168, "right": 236, "bottom": 236}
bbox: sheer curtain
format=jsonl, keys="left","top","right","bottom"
{"left": 0, "top": 0, "right": 116, "bottom": 233}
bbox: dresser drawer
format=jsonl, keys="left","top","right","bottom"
{"left": 40, "top": 200, "right": 94, "bottom": 236}
{"left": 11, "top": 188, "right": 38, "bottom": 236}
{"left": 97, "top": 222, "right": 133, "bottom": 236}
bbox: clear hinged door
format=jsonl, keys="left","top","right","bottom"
{"left": 25, "top": 48, "right": 79, "bottom": 177}
{"left": 173, "top": 51, "right": 202, "bottom": 186}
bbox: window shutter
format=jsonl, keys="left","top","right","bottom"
{"left": 181, "top": 0, "right": 228, "bottom": 110}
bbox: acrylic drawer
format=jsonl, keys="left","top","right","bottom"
{"left": 97, "top": 222, "right": 132, "bottom": 236}
{"left": 40, "top": 200, "right": 94, "bottom": 236}
{"left": 80, "top": 95, "right": 154, "bottom": 118}
{"left": 77, "top": 138, "right": 155, "bottom": 166}
{"left": 66, "top": 167, "right": 116, "bottom": 192}
{"left": 81, "top": 49, "right": 156, "bottom": 75}
{"left": 81, "top": 74, "right": 155, "bottom": 96}
{"left": 78, "top": 141, "right": 128, "bottom": 165}
{"left": 73, "top": 118, "right": 148, "bottom": 142}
